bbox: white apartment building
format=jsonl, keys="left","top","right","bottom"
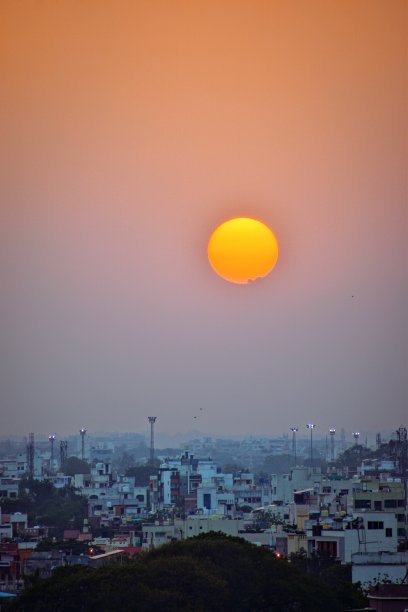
{"left": 306, "top": 511, "right": 398, "bottom": 563}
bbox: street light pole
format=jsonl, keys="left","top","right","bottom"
{"left": 329, "top": 428, "right": 336, "bottom": 462}
{"left": 79, "top": 428, "right": 87, "bottom": 461}
{"left": 49, "top": 435, "right": 56, "bottom": 475}
{"left": 307, "top": 424, "right": 316, "bottom": 472}
{"left": 290, "top": 428, "right": 298, "bottom": 465}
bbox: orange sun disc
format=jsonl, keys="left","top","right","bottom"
{"left": 207, "top": 217, "right": 279, "bottom": 284}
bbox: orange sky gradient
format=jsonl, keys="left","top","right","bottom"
{"left": 0, "top": 1, "right": 406, "bottom": 439}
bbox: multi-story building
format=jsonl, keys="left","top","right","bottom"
{"left": 305, "top": 512, "right": 398, "bottom": 563}
{"left": 0, "top": 455, "right": 27, "bottom": 479}
{"left": 0, "top": 478, "right": 19, "bottom": 499}
{"left": 352, "top": 478, "right": 406, "bottom": 541}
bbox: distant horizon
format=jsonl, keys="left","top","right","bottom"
{"left": 0, "top": 426, "right": 402, "bottom": 446}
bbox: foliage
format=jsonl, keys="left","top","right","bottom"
{"left": 302, "top": 456, "right": 327, "bottom": 471}
{"left": 61, "top": 456, "right": 91, "bottom": 476}
{"left": 2, "top": 479, "right": 88, "bottom": 539}
{"left": 236, "top": 504, "right": 253, "bottom": 514}
{"left": 334, "top": 445, "right": 371, "bottom": 471}
{"left": 113, "top": 450, "right": 135, "bottom": 475}
{"left": 35, "top": 538, "right": 90, "bottom": 555}
{"left": 11, "top": 533, "right": 367, "bottom": 611}
{"left": 221, "top": 463, "right": 245, "bottom": 474}
{"left": 125, "top": 463, "right": 157, "bottom": 485}
{"left": 261, "top": 453, "right": 294, "bottom": 474}
{"left": 320, "top": 563, "right": 367, "bottom": 610}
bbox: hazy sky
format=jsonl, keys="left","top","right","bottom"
{"left": 1, "top": 1, "right": 407, "bottom": 440}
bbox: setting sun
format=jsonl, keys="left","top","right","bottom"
{"left": 208, "top": 217, "right": 279, "bottom": 284}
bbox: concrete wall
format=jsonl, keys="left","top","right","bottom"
{"left": 352, "top": 552, "right": 408, "bottom": 588}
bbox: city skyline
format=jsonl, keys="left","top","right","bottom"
{"left": 1, "top": 1, "right": 407, "bottom": 437}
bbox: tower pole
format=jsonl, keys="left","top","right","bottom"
{"left": 148, "top": 417, "right": 157, "bottom": 464}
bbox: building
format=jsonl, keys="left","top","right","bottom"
{"left": 367, "top": 583, "right": 408, "bottom": 612}
{"left": 305, "top": 512, "right": 398, "bottom": 563}
{"left": 352, "top": 551, "right": 408, "bottom": 588}
{"left": 353, "top": 478, "right": 406, "bottom": 541}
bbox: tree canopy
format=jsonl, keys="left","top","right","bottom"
{"left": 0, "top": 478, "right": 87, "bottom": 539}
{"left": 125, "top": 464, "right": 157, "bottom": 485}
{"left": 62, "top": 456, "right": 91, "bottom": 476}
{"left": 11, "top": 533, "right": 367, "bottom": 611}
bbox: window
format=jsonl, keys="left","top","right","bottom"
{"left": 384, "top": 499, "right": 397, "bottom": 508}
{"left": 397, "top": 514, "right": 405, "bottom": 522}
{"left": 385, "top": 528, "right": 392, "bottom": 537}
{"left": 367, "top": 521, "right": 384, "bottom": 530}
{"left": 317, "top": 541, "right": 337, "bottom": 556}
{"left": 203, "top": 493, "right": 211, "bottom": 509}
{"left": 374, "top": 501, "right": 382, "bottom": 511}
{"left": 355, "top": 499, "right": 371, "bottom": 509}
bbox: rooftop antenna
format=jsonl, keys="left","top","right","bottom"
{"left": 148, "top": 417, "right": 157, "bottom": 464}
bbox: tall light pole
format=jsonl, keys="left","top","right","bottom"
{"left": 290, "top": 428, "right": 298, "bottom": 465}
{"left": 49, "top": 435, "right": 56, "bottom": 474}
{"left": 329, "top": 428, "right": 336, "bottom": 462}
{"left": 148, "top": 417, "right": 157, "bottom": 464}
{"left": 353, "top": 431, "right": 360, "bottom": 446}
{"left": 79, "top": 428, "right": 87, "bottom": 461}
{"left": 307, "top": 424, "right": 316, "bottom": 472}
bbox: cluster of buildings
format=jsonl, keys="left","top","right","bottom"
{"left": 0, "top": 427, "right": 407, "bottom": 609}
